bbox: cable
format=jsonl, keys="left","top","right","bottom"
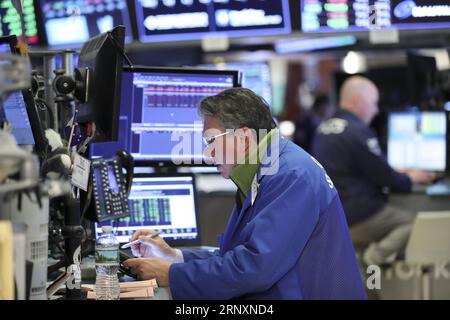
{"left": 107, "top": 32, "right": 134, "bottom": 68}
{"left": 48, "top": 232, "right": 70, "bottom": 266}
{"left": 47, "top": 260, "right": 66, "bottom": 276}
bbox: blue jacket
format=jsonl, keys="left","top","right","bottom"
{"left": 169, "top": 137, "right": 366, "bottom": 300}
{"left": 312, "top": 110, "right": 412, "bottom": 226}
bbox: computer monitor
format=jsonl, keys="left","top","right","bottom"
{"left": 89, "top": 66, "right": 239, "bottom": 165}
{"left": 37, "top": 0, "right": 133, "bottom": 48}
{"left": 1, "top": 91, "right": 35, "bottom": 146}
{"left": 96, "top": 174, "right": 201, "bottom": 246}
{"left": 75, "top": 25, "right": 125, "bottom": 143}
{"left": 198, "top": 62, "right": 272, "bottom": 107}
{"left": 134, "top": 0, "right": 291, "bottom": 42}
{"left": 301, "top": 0, "right": 450, "bottom": 33}
{"left": 0, "top": 0, "right": 39, "bottom": 45}
{"left": 387, "top": 111, "right": 447, "bottom": 172}
{"left": 0, "top": 36, "right": 47, "bottom": 153}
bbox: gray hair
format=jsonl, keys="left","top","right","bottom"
{"left": 199, "top": 87, "right": 276, "bottom": 131}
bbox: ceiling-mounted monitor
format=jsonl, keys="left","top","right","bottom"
{"left": 135, "top": 0, "right": 291, "bottom": 42}
{"left": 301, "top": 0, "right": 450, "bottom": 33}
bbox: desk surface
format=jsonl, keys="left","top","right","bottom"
{"left": 48, "top": 275, "right": 172, "bottom": 300}
{"left": 390, "top": 191, "right": 450, "bottom": 213}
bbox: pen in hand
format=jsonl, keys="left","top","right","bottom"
{"left": 120, "top": 231, "right": 161, "bottom": 249}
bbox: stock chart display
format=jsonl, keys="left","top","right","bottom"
{"left": 90, "top": 69, "right": 237, "bottom": 163}
{"left": 144, "top": 83, "right": 225, "bottom": 109}
{"left": 127, "top": 198, "right": 172, "bottom": 226}
{"left": 96, "top": 176, "right": 199, "bottom": 243}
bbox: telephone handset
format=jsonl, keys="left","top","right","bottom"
{"left": 83, "top": 150, "right": 134, "bottom": 222}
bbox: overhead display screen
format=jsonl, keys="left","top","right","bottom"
{"left": 301, "top": 0, "right": 450, "bottom": 33}
{"left": 38, "top": 0, "right": 133, "bottom": 47}
{"left": 135, "top": 0, "right": 291, "bottom": 42}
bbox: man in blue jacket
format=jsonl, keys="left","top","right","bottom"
{"left": 312, "top": 76, "right": 434, "bottom": 266}
{"left": 124, "top": 88, "right": 366, "bottom": 300}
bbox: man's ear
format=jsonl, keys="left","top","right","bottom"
{"left": 236, "top": 127, "right": 254, "bottom": 138}
{"left": 236, "top": 127, "right": 257, "bottom": 152}
{"left": 234, "top": 128, "right": 245, "bottom": 140}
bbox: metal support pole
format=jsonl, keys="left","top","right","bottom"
{"left": 42, "top": 55, "right": 57, "bottom": 130}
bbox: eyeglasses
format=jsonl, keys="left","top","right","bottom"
{"left": 203, "top": 131, "right": 232, "bottom": 148}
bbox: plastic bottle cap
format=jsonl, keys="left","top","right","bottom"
{"left": 101, "top": 225, "right": 113, "bottom": 233}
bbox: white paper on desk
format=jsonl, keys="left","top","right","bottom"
{"left": 87, "top": 286, "right": 154, "bottom": 299}
{"left": 120, "top": 279, "right": 158, "bottom": 290}
{"left": 120, "top": 287, "right": 154, "bottom": 299}
{"left": 83, "top": 280, "right": 157, "bottom": 292}
{"left": 71, "top": 153, "right": 90, "bottom": 191}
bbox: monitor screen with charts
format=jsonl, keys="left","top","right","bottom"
{"left": 89, "top": 66, "right": 238, "bottom": 165}
{"left": 0, "top": 36, "right": 35, "bottom": 147}
{"left": 95, "top": 174, "right": 200, "bottom": 246}
{"left": 387, "top": 111, "right": 447, "bottom": 172}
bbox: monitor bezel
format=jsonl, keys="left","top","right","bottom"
{"left": 75, "top": 25, "right": 125, "bottom": 143}
{"left": 21, "top": 88, "right": 49, "bottom": 156}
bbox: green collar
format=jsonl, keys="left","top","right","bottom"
{"left": 229, "top": 129, "right": 274, "bottom": 203}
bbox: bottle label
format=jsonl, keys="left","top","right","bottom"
{"left": 95, "top": 249, "right": 119, "bottom": 264}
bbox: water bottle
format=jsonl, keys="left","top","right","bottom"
{"left": 95, "top": 225, "right": 120, "bottom": 300}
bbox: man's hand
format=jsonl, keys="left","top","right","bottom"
{"left": 406, "top": 169, "right": 435, "bottom": 185}
{"left": 123, "top": 258, "right": 172, "bottom": 287}
{"left": 129, "top": 229, "right": 178, "bottom": 261}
